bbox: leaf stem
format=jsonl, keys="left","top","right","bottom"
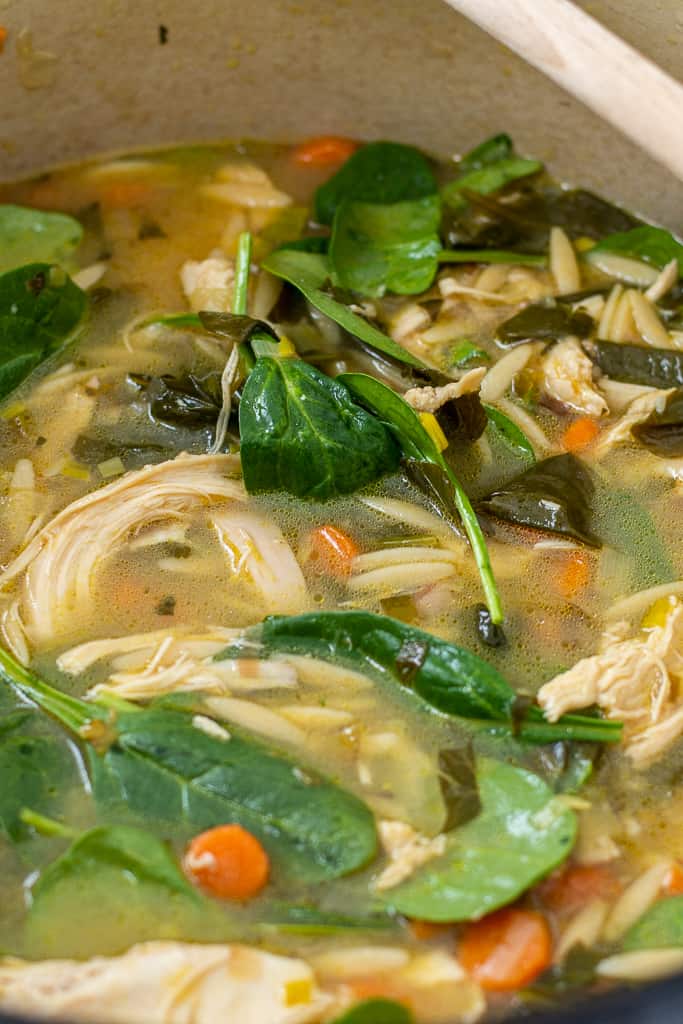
{"left": 232, "top": 232, "right": 253, "bottom": 316}
{"left": 20, "top": 808, "right": 78, "bottom": 839}
{"left": 438, "top": 249, "right": 546, "bottom": 267}
{"left": 0, "top": 646, "right": 96, "bottom": 735}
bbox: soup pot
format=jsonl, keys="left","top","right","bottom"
{"left": 0, "top": 1, "right": 682, "bottom": 1021}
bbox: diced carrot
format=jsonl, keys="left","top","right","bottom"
{"left": 305, "top": 524, "right": 360, "bottom": 577}
{"left": 183, "top": 824, "right": 269, "bottom": 901}
{"left": 662, "top": 863, "right": 683, "bottom": 897}
{"left": 561, "top": 416, "right": 600, "bottom": 453}
{"left": 98, "top": 180, "right": 152, "bottom": 209}
{"left": 458, "top": 907, "right": 552, "bottom": 992}
{"left": 555, "top": 549, "right": 591, "bottom": 600}
{"left": 0, "top": 26, "right": 8, "bottom": 54}
{"left": 290, "top": 136, "right": 359, "bottom": 167}
{"left": 409, "top": 919, "right": 454, "bottom": 941}
{"left": 537, "top": 863, "right": 620, "bottom": 915}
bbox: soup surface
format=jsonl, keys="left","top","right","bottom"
{"left": 0, "top": 135, "right": 683, "bottom": 1024}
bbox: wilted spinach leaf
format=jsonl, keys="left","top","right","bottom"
{"left": 623, "top": 895, "right": 683, "bottom": 951}
{"left": 484, "top": 404, "right": 535, "bottom": 465}
{"left": 438, "top": 392, "right": 488, "bottom": 445}
{"left": 238, "top": 357, "right": 400, "bottom": 499}
{"left": 0, "top": 205, "right": 83, "bottom": 273}
{"left": 586, "top": 225, "right": 683, "bottom": 275}
{"left": 477, "top": 453, "right": 601, "bottom": 547}
{"left": 459, "top": 133, "right": 514, "bottom": 173}
{"left": 314, "top": 141, "right": 437, "bottom": 225}
{"left": 443, "top": 157, "right": 542, "bottom": 212}
{"left": 197, "top": 310, "right": 279, "bottom": 345}
{"left": 497, "top": 303, "right": 593, "bottom": 345}
{"left": 331, "top": 1000, "right": 414, "bottom": 1024}
{"left": 586, "top": 340, "right": 683, "bottom": 389}
{"left": 438, "top": 745, "right": 481, "bottom": 830}
{"left": 130, "top": 372, "right": 222, "bottom": 428}
{"left": 0, "top": 262, "right": 87, "bottom": 399}
{"left": 383, "top": 758, "right": 576, "bottom": 921}
{"left": 329, "top": 195, "right": 441, "bottom": 297}
{"left": 632, "top": 389, "right": 683, "bottom": 456}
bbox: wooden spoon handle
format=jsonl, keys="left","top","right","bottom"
{"left": 443, "top": 0, "right": 683, "bottom": 183}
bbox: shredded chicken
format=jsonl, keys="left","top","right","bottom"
{"left": 0, "top": 455, "right": 244, "bottom": 647}
{"left": 0, "top": 941, "right": 334, "bottom": 1024}
{"left": 374, "top": 820, "right": 447, "bottom": 891}
{"left": 403, "top": 367, "right": 487, "bottom": 413}
{"left": 180, "top": 251, "right": 235, "bottom": 312}
{"left": 541, "top": 338, "right": 608, "bottom": 417}
{"left": 595, "top": 387, "right": 674, "bottom": 455}
{"left": 538, "top": 602, "right": 683, "bottom": 764}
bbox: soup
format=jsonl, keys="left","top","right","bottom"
{"left": 0, "top": 134, "right": 682, "bottom": 1023}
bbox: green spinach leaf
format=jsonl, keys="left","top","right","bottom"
{"left": 484, "top": 404, "right": 536, "bottom": 464}
{"left": 496, "top": 303, "right": 594, "bottom": 345}
{"left": 438, "top": 248, "right": 546, "bottom": 267}
{"left": 231, "top": 610, "right": 621, "bottom": 745}
{"left": 261, "top": 249, "right": 425, "bottom": 367}
{"left": 442, "top": 156, "right": 542, "bottom": 212}
{"left": 477, "top": 454, "right": 601, "bottom": 547}
{"left": 384, "top": 758, "right": 575, "bottom": 921}
{"left": 459, "top": 133, "right": 514, "bottom": 173}
{"left": 0, "top": 262, "right": 87, "bottom": 399}
{"left": 314, "top": 141, "right": 437, "bottom": 225}
{"left": 585, "top": 340, "right": 683, "bottom": 389}
{"left": 0, "top": 205, "right": 83, "bottom": 273}
{"left": 438, "top": 745, "right": 482, "bottom": 830}
{"left": 632, "top": 388, "right": 683, "bottom": 456}
{"left": 331, "top": 1000, "right": 414, "bottom": 1024}
{"left": 586, "top": 226, "right": 683, "bottom": 275}
{"left": 329, "top": 195, "right": 441, "bottom": 297}
{"left": 0, "top": 650, "right": 378, "bottom": 883}
{"left": 623, "top": 895, "right": 683, "bottom": 951}
{"left": 0, "top": 725, "right": 82, "bottom": 842}
{"left": 239, "top": 357, "right": 400, "bottom": 499}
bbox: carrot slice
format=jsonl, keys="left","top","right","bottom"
{"left": 555, "top": 549, "right": 591, "bottom": 600}
{"left": 0, "top": 26, "right": 8, "bottom": 54}
{"left": 458, "top": 907, "right": 552, "bottom": 991}
{"left": 538, "top": 863, "right": 620, "bottom": 915}
{"left": 291, "top": 136, "right": 359, "bottom": 167}
{"left": 662, "top": 863, "right": 683, "bottom": 897}
{"left": 408, "top": 919, "right": 454, "bottom": 941}
{"left": 183, "top": 824, "right": 269, "bottom": 901}
{"left": 561, "top": 416, "right": 600, "bottom": 453}
{"left": 306, "top": 524, "right": 360, "bottom": 577}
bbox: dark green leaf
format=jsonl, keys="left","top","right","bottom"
{"left": 438, "top": 392, "right": 488, "bottom": 445}
{"left": 623, "top": 895, "right": 683, "bottom": 951}
{"left": 632, "top": 388, "right": 683, "bottom": 456}
{"left": 0, "top": 205, "right": 83, "bottom": 273}
{"left": 261, "top": 249, "right": 425, "bottom": 367}
{"left": 0, "top": 729, "right": 81, "bottom": 841}
{"left": 264, "top": 905, "right": 395, "bottom": 935}
{"left": 438, "top": 248, "right": 546, "bottom": 267}
{"left": 585, "top": 339, "right": 683, "bottom": 388}
{"left": 497, "top": 303, "right": 593, "bottom": 345}
{"left": 438, "top": 745, "right": 481, "bottom": 830}
{"left": 449, "top": 339, "right": 491, "bottom": 368}
{"left": 0, "top": 262, "right": 87, "bottom": 400}
{"left": 314, "top": 141, "right": 437, "bottom": 225}
{"left": 484, "top": 404, "right": 536, "bottom": 464}
{"left": 475, "top": 604, "right": 507, "bottom": 648}
{"left": 586, "top": 225, "right": 683, "bottom": 274}
{"left": 238, "top": 357, "right": 400, "bottom": 499}
{"left": 403, "top": 459, "right": 462, "bottom": 532}
{"left": 442, "top": 157, "right": 542, "bottom": 211}
{"left": 384, "top": 758, "right": 576, "bottom": 921}
{"left": 329, "top": 195, "right": 441, "bottom": 298}
{"left": 129, "top": 372, "right": 222, "bottom": 428}
{"left": 233, "top": 610, "right": 621, "bottom": 744}
{"left": 278, "top": 235, "right": 330, "bottom": 254}
{"left": 531, "top": 945, "right": 605, "bottom": 996}
{"left": 459, "top": 133, "right": 513, "bottom": 173}
{"left": 477, "top": 453, "right": 601, "bottom": 547}
{"left": 197, "top": 310, "right": 278, "bottom": 345}
{"left": 331, "top": 999, "right": 414, "bottom": 1024}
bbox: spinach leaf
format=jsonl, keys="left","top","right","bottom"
{"left": 477, "top": 454, "right": 601, "bottom": 547}
{"left": 0, "top": 205, "right": 83, "bottom": 273}
{"left": 439, "top": 392, "right": 488, "bottom": 445}
{"left": 496, "top": 303, "right": 593, "bottom": 345}
{"left": 384, "top": 758, "right": 576, "bottom": 921}
{"left": 586, "top": 226, "right": 683, "bottom": 275}
{"left": 338, "top": 371, "right": 503, "bottom": 623}
{"left": 130, "top": 372, "right": 223, "bottom": 428}
{"left": 238, "top": 357, "right": 400, "bottom": 499}
{"left": 442, "top": 156, "right": 543, "bottom": 212}
{"left": 0, "top": 725, "right": 82, "bottom": 842}
{"left": 632, "top": 389, "right": 683, "bottom": 456}
{"left": 438, "top": 745, "right": 481, "bottom": 830}
{"left": 0, "top": 262, "right": 87, "bottom": 399}
{"left": 484, "top": 404, "right": 536, "bottom": 464}
{"left": 623, "top": 896, "right": 683, "bottom": 951}
{"left": 450, "top": 339, "right": 491, "bottom": 369}
{"left": 198, "top": 310, "right": 279, "bottom": 345}
{"left": 329, "top": 195, "right": 441, "bottom": 297}
{"left": 585, "top": 340, "right": 683, "bottom": 389}
{"left": 0, "top": 651, "right": 378, "bottom": 883}
{"left": 438, "top": 248, "right": 546, "bottom": 267}
{"left": 459, "top": 133, "right": 514, "bottom": 173}
{"left": 314, "top": 142, "right": 437, "bottom": 225}
{"left": 593, "top": 486, "right": 674, "bottom": 592}
{"left": 233, "top": 610, "right": 621, "bottom": 744}
{"left": 331, "top": 1000, "right": 414, "bottom": 1024}
{"left": 262, "top": 249, "right": 425, "bottom": 368}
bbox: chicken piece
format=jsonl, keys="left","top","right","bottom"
{"left": 595, "top": 387, "right": 674, "bottom": 455}
{"left": 541, "top": 338, "right": 608, "bottom": 417}
{"left": 180, "top": 250, "right": 235, "bottom": 312}
{"left": 538, "top": 602, "right": 683, "bottom": 765}
{"left": 374, "top": 820, "right": 447, "bottom": 891}
{"left": 0, "top": 941, "right": 333, "bottom": 1024}
{"left": 403, "top": 367, "right": 487, "bottom": 413}
{"left": 0, "top": 454, "right": 244, "bottom": 648}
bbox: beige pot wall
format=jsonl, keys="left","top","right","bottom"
{"left": 0, "top": 0, "right": 681, "bottom": 226}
